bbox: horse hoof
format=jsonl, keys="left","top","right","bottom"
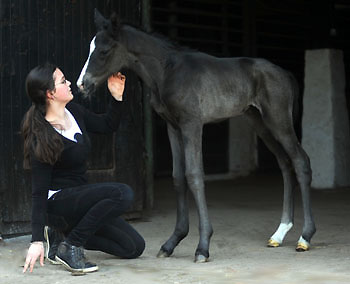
{"left": 194, "top": 254, "right": 208, "bottom": 263}
{"left": 296, "top": 242, "right": 309, "bottom": 252}
{"left": 296, "top": 236, "right": 310, "bottom": 252}
{"left": 157, "top": 249, "right": 170, "bottom": 258}
{"left": 267, "top": 239, "right": 280, "bottom": 247}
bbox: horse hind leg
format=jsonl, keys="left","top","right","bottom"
{"left": 260, "top": 105, "right": 316, "bottom": 251}
{"left": 181, "top": 122, "right": 213, "bottom": 263}
{"left": 245, "top": 107, "right": 297, "bottom": 247}
{"left": 157, "top": 124, "right": 190, "bottom": 258}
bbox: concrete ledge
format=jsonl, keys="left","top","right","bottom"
{"left": 302, "top": 49, "right": 350, "bottom": 189}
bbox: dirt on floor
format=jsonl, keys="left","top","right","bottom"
{"left": 1, "top": 173, "right": 350, "bottom": 284}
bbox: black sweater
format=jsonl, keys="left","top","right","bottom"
{"left": 30, "top": 99, "right": 123, "bottom": 242}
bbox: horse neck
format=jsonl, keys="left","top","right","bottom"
{"left": 121, "top": 25, "right": 173, "bottom": 90}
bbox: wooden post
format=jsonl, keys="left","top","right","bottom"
{"left": 142, "top": 0, "right": 154, "bottom": 210}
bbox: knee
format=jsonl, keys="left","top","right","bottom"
{"left": 126, "top": 236, "right": 145, "bottom": 259}
{"left": 173, "top": 174, "right": 186, "bottom": 191}
{"left": 185, "top": 171, "right": 204, "bottom": 189}
{"left": 121, "top": 184, "right": 134, "bottom": 205}
{"left": 110, "top": 183, "right": 134, "bottom": 208}
{"left": 135, "top": 237, "right": 146, "bottom": 258}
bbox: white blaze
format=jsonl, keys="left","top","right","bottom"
{"left": 77, "top": 36, "right": 96, "bottom": 88}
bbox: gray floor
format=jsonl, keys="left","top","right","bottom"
{"left": 1, "top": 173, "right": 349, "bottom": 283}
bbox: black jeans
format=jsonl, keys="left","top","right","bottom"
{"left": 47, "top": 182, "right": 145, "bottom": 259}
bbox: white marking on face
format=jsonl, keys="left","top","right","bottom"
{"left": 270, "top": 222, "right": 293, "bottom": 244}
{"left": 77, "top": 36, "right": 96, "bottom": 89}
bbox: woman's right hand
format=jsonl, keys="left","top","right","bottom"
{"left": 107, "top": 72, "right": 126, "bottom": 101}
{"left": 23, "top": 241, "right": 44, "bottom": 273}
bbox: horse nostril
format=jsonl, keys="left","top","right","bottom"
{"left": 79, "top": 83, "right": 84, "bottom": 91}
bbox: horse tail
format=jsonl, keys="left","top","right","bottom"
{"left": 289, "top": 72, "right": 300, "bottom": 126}
{"left": 286, "top": 71, "right": 302, "bottom": 140}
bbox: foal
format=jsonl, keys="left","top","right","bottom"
{"left": 77, "top": 10, "right": 316, "bottom": 262}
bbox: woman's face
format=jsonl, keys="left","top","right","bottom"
{"left": 52, "top": 68, "right": 73, "bottom": 103}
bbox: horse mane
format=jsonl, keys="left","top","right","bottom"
{"left": 149, "top": 32, "right": 193, "bottom": 52}
{"left": 120, "top": 21, "right": 194, "bottom": 53}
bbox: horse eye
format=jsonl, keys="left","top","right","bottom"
{"left": 100, "top": 49, "right": 109, "bottom": 55}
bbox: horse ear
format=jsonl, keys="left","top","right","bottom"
{"left": 109, "top": 12, "right": 121, "bottom": 39}
{"left": 94, "top": 8, "right": 108, "bottom": 31}
{"left": 110, "top": 12, "right": 120, "bottom": 29}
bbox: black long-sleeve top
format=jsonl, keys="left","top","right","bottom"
{"left": 30, "top": 99, "right": 123, "bottom": 242}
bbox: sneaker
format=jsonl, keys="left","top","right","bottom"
{"left": 55, "top": 241, "right": 99, "bottom": 273}
{"left": 44, "top": 226, "right": 64, "bottom": 265}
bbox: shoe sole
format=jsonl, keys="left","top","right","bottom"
{"left": 55, "top": 256, "right": 99, "bottom": 273}
{"left": 44, "top": 226, "right": 61, "bottom": 265}
{"left": 47, "top": 257, "right": 62, "bottom": 265}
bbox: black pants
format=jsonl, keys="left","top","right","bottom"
{"left": 47, "top": 182, "right": 145, "bottom": 259}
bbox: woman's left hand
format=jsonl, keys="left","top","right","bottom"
{"left": 23, "top": 241, "right": 44, "bottom": 273}
{"left": 108, "top": 72, "right": 126, "bottom": 101}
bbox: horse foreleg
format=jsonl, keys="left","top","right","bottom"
{"left": 182, "top": 123, "right": 213, "bottom": 263}
{"left": 158, "top": 124, "right": 189, "bottom": 258}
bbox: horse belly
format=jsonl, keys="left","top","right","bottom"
{"left": 200, "top": 92, "right": 250, "bottom": 123}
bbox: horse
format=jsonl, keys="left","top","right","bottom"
{"left": 77, "top": 9, "right": 316, "bottom": 263}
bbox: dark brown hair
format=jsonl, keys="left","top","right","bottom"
{"left": 21, "top": 63, "right": 64, "bottom": 169}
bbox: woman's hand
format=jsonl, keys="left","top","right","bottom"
{"left": 23, "top": 241, "right": 44, "bottom": 273}
{"left": 108, "top": 72, "right": 126, "bottom": 101}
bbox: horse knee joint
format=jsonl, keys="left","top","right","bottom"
{"left": 185, "top": 172, "right": 203, "bottom": 188}
{"left": 173, "top": 175, "right": 186, "bottom": 188}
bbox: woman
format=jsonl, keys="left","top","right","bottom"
{"left": 22, "top": 63, "right": 145, "bottom": 274}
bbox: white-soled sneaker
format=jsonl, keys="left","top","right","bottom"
{"left": 55, "top": 241, "right": 98, "bottom": 273}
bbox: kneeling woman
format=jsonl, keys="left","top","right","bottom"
{"left": 22, "top": 64, "right": 145, "bottom": 274}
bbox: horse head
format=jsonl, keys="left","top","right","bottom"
{"left": 77, "top": 9, "right": 126, "bottom": 95}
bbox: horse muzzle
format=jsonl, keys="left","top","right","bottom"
{"left": 78, "top": 75, "right": 96, "bottom": 96}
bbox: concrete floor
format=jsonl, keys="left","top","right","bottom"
{"left": 1, "top": 173, "right": 350, "bottom": 283}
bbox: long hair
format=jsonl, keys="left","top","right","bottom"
{"left": 22, "top": 63, "right": 64, "bottom": 169}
